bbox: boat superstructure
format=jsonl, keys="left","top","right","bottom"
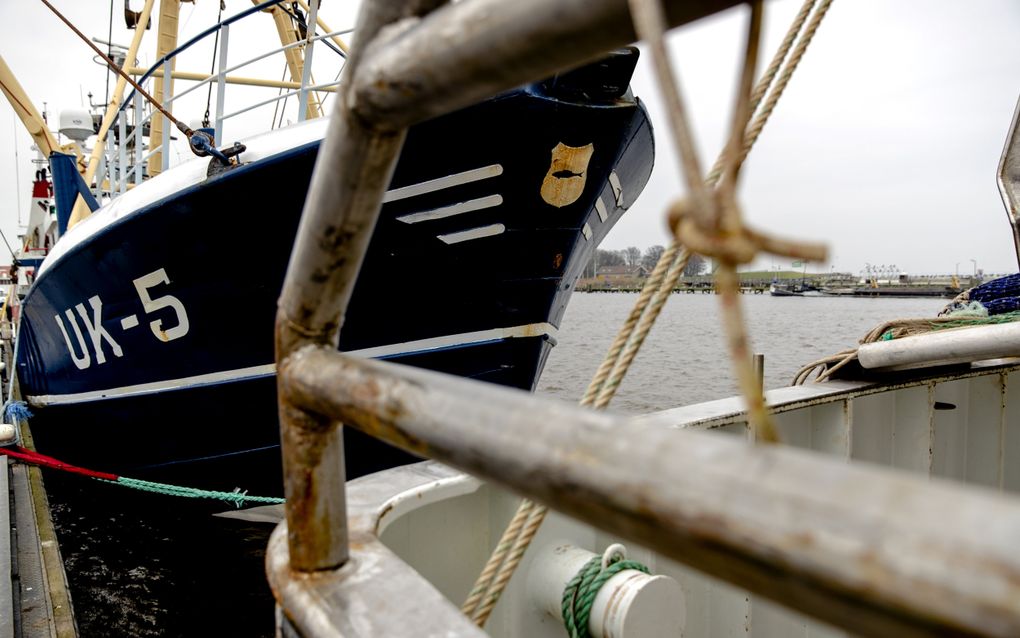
{"left": 262, "top": 0, "right": 1020, "bottom": 636}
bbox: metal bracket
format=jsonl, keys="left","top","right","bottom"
{"left": 997, "top": 93, "right": 1020, "bottom": 271}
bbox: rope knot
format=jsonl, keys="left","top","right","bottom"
{"left": 561, "top": 545, "right": 651, "bottom": 638}
{"left": 668, "top": 197, "right": 759, "bottom": 264}
{"left": 3, "top": 401, "right": 33, "bottom": 423}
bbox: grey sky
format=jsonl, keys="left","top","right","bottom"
{"left": 621, "top": 1, "right": 1020, "bottom": 276}
{"left": 1, "top": 0, "right": 1019, "bottom": 276}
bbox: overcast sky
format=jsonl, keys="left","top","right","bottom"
{"left": 1, "top": 0, "right": 1019, "bottom": 276}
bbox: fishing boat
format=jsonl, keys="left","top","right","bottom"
{"left": 3, "top": 0, "right": 654, "bottom": 489}
{"left": 768, "top": 280, "right": 820, "bottom": 296}
{"left": 256, "top": 0, "right": 1020, "bottom": 636}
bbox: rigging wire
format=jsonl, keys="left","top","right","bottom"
{"left": 11, "top": 115, "right": 22, "bottom": 226}
{"left": 280, "top": 3, "right": 346, "bottom": 59}
{"left": 36, "top": 0, "right": 197, "bottom": 142}
{"left": 0, "top": 225, "right": 20, "bottom": 267}
{"left": 202, "top": 1, "right": 226, "bottom": 128}
{"left": 104, "top": 0, "right": 114, "bottom": 103}
{"left": 320, "top": 65, "right": 344, "bottom": 111}
{"left": 270, "top": 61, "right": 289, "bottom": 129}
{"left": 274, "top": 3, "right": 342, "bottom": 123}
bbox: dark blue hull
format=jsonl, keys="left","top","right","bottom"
{"left": 16, "top": 82, "right": 654, "bottom": 492}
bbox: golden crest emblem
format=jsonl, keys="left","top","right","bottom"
{"left": 540, "top": 142, "right": 594, "bottom": 208}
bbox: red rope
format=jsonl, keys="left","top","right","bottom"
{"left": 0, "top": 446, "right": 119, "bottom": 481}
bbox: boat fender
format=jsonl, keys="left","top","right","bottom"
{"left": 0, "top": 423, "right": 16, "bottom": 444}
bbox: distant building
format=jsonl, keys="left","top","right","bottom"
{"left": 596, "top": 265, "right": 649, "bottom": 283}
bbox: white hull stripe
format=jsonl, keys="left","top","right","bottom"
{"left": 437, "top": 223, "right": 505, "bottom": 244}
{"left": 383, "top": 164, "right": 504, "bottom": 203}
{"left": 396, "top": 194, "right": 503, "bottom": 224}
{"left": 608, "top": 171, "right": 623, "bottom": 205}
{"left": 595, "top": 197, "right": 608, "bottom": 223}
{"left": 25, "top": 322, "right": 558, "bottom": 406}
{"left": 582, "top": 223, "right": 593, "bottom": 240}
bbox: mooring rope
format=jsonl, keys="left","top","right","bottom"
{"left": 0, "top": 444, "right": 284, "bottom": 507}
{"left": 460, "top": 0, "right": 835, "bottom": 626}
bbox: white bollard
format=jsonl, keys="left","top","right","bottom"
{"left": 0, "top": 422, "right": 16, "bottom": 443}
{"left": 528, "top": 543, "right": 684, "bottom": 638}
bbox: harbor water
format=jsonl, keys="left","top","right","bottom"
{"left": 539, "top": 292, "right": 945, "bottom": 410}
{"left": 45, "top": 293, "right": 945, "bottom": 635}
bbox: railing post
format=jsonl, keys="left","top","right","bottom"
{"left": 297, "top": 0, "right": 319, "bottom": 122}
{"left": 161, "top": 68, "right": 172, "bottom": 173}
{"left": 214, "top": 23, "right": 230, "bottom": 146}
{"left": 94, "top": 145, "right": 107, "bottom": 200}
{"left": 118, "top": 112, "right": 127, "bottom": 194}
{"left": 275, "top": 0, "right": 448, "bottom": 574}
{"left": 134, "top": 92, "right": 144, "bottom": 185}
{"left": 281, "top": 351, "right": 1020, "bottom": 637}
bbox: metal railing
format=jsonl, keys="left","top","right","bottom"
{"left": 94, "top": 0, "right": 348, "bottom": 200}
{"left": 269, "top": 0, "right": 1020, "bottom": 635}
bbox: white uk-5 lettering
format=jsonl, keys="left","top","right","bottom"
{"left": 133, "top": 268, "right": 190, "bottom": 342}
{"left": 54, "top": 295, "right": 124, "bottom": 370}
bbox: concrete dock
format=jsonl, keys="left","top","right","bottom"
{"left": 1, "top": 397, "right": 76, "bottom": 637}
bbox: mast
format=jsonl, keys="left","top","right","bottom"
{"left": 258, "top": 0, "right": 322, "bottom": 120}
{"left": 0, "top": 55, "right": 61, "bottom": 158}
{"left": 147, "top": 0, "right": 182, "bottom": 176}
{"left": 294, "top": 0, "right": 349, "bottom": 56}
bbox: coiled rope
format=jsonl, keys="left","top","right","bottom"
{"left": 793, "top": 275, "right": 1020, "bottom": 385}
{"left": 561, "top": 545, "right": 650, "bottom": 638}
{"left": 460, "top": 0, "right": 835, "bottom": 626}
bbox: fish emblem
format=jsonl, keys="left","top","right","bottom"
{"left": 540, "top": 142, "right": 594, "bottom": 208}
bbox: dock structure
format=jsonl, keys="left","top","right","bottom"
{"left": 1, "top": 383, "right": 76, "bottom": 637}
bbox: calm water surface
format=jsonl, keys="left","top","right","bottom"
{"left": 538, "top": 292, "right": 945, "bottom": 411}
{"left": 49, "top": 292, "right": 945, "bottom": 635}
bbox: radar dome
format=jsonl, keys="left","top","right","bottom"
{"left": 59, "top": 109, "right": 94, "bottom": 142}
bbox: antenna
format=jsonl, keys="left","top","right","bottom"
{"left": 11, "top": 114, "right": 22, "bottom": 226}
{"left": 0, "top": 225, "right": 19, "bottom": 267}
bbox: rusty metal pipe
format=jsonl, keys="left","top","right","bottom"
{"left": 352, "top": 0, "right": 743, "bottom": 129}
{"left": 282, "top": 345, "right": 1020, "bottom": 637}
{"left": 275, "top": 0, "right": 740, "bottom": 575}
{"left": 275, "top": 0, "right": 450, "bottom": 573}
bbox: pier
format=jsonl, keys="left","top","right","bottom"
{"left": 1, "top": 426, "right": 76, "bottom": 638}
{"left": 579, "top": 284, "right": 770, "bottom": 294}
{"left": 1, "top": 317, "right": 76, "bottom": 638}
{"left": 577, "top": 271, "right": 975, "bottom": 297}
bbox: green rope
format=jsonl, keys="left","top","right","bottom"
{"left": 561, "top": 552, "right": 650, "bottom": 638}
{"left": 103, "top": 477, "right": 284, "bottom": 508}
{"left": 880, "top": 310, "right": 1020, "bottom": 341}
{"left": 932, "top": 310, "right": 1020, "bottom": 329}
